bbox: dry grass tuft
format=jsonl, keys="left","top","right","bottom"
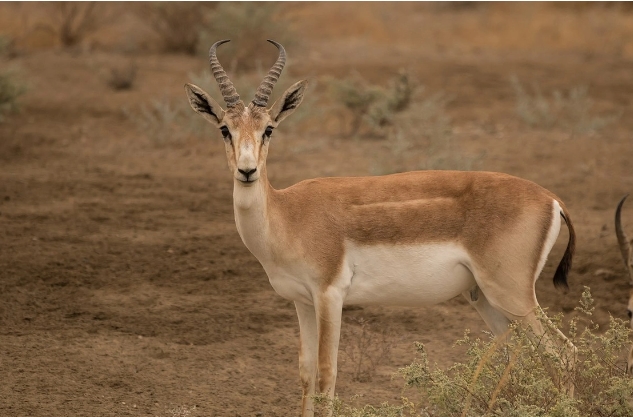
{"left": 340, "top": 317, "right": 397, "bottom": 383}
{"left": 511, "top": 76, "right": 621, "bottom": 136}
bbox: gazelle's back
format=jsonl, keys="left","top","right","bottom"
{"left": 271, "top": 170, "right": 558, "bottom": 248}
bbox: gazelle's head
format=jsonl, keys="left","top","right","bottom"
{"left": 185, "top": 40, "right": 307, "bottom": 185}
{"left": 615, "top": 194, "right": 633, "bottom": 326}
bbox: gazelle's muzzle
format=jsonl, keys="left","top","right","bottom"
{"left": 235, "top": 141, "right": 260, "bottom": 183}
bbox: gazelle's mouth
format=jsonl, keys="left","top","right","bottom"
{"left": 237, "top": 177, "right": 258, "bottom": 185}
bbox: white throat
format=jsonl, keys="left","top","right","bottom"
{"left": 233, "top": 178, "right": 271, "bottom": 260}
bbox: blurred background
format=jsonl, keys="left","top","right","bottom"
{"left": 1, "top": 2, "right": 632, "bottom": 416}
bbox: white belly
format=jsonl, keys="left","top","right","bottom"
{"left": 343, "top": 242, "right": 476, "bottom": 307}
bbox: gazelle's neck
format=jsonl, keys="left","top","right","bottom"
{"left": 233, "top": 169, "right": 273, "bottom": 260}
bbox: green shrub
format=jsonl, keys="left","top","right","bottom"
{"left": 0, "top": 69, "right": 27, "bottom": 122}
{"left": 318, "top": 287, "right": 633, "bottom": 417}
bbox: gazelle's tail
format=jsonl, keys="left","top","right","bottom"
{"left": 553, "top": 203, "right": 575, "bottom": 290}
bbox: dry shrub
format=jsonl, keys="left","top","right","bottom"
{"left": 124, "top": 95, "right": 210, "bottom": 144}
{"left": 340, "top": 317, "right": 396, "bottom": 383}
{"left": 313, "top": 394, "right": 416, "bottom": 417}
{"left": 39, "top": 2, "right": 112, "bottom": 48}
{"left": 319, "top": 288, "right": 633, "bottom": 417}
{"left": 144, "top": 2, "right": 215, "bottom": 55}
{"left": 123, "top": 98, "right": 184, "bottom": 143}
{"left": 0, "top": 35, "right": 17, "bottom": 58}
{"left": 511, "top": 76, "right": 620, "bottom": 135}
{"left": 330, "top": 70, "right": 416, "bottom": 137}
{"left": 371, "top": 89, "right": 484, "bottom": 174}
{"left": 330, "top": 71, "right": 484, "bottom": 174}
{"left": 198, "top": 2, "right": 296, "bottom": 72}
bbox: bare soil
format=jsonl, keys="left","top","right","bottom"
{"left": 1, "top": 3, "right": 633, "bottom": 416}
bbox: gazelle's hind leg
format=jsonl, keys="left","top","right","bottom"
{"left": 476, "top": 267, "right": 577, "bottom": 397}
{"left": 462, "top": 287, "right": 511, "bottom": 337}
{"left": 471, "top": 283, "right": 577, "bottom": 396}
{"left": 508, "top": 308, "right": 577, "bottom": 397}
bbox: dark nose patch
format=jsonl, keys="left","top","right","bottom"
{"left": 238, "top": 168, "right": 257, "bottom": 180}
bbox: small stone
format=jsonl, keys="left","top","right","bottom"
{"left": 594, "top": 268, "right": 617, "bottom": 280}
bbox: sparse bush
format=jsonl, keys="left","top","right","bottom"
{"left": 0, "top": 35, "right": 16, "bottom": 58}
{"left": 331, "top": 73, "right": 384, "bottom": 136}
{"left": 0, "top": 69, "right": 27, "bottom": 122}
{"left": 341, "top": 317, "right": 396, "bottom": 382}
{"left": 145, "top": 3, "right": 214, "bottom": 55}
{"left": 41, "top": 2, "right": 112, "bottom": 47}
{"left": 318, "top": 288, "right": 633, "bottom": 417}
{"left": 370, "top": 89, "right": 484, "bottom": 174}
{"left": 511, "top": 76, "right": 620, "bottom": 135}
{"left": 331, "top": 70, "right": 417, "bottom": 137}
{"left": 107, "top": 61, "right": 137, "bottom": 91}
{"left": 124, "top": 99, "right": 185, "bottom": 143}
{"left": 124, "top": 95, "right": 211, "bottom": 143}
{"left": 198, "top": 2, "right": 295, "bottom": 72}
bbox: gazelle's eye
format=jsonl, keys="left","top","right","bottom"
{"left": 262, "top": 126, "right": 274, "bottom": 142}
{"left": 220, "top": 126, "right": 232, "bottom": 142}
{"left": 628, "top": 310, "right": 632, "bottom": 319}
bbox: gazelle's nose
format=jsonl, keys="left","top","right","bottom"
{"left": 238, "top": 168, "right": 257, "bottom": 181}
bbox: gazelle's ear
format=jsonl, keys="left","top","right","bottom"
{"left": 269, "top": 80, "right": 308, "bottom": 124}
{"left": 184, "top": 83, "right": 225, "bottom": 126}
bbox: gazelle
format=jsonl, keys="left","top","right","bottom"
{"left": 185, "top": 40, "right": 577, "bottom": 416}
{"left": 615, "top": 195, "right": 633, "bottom": 374}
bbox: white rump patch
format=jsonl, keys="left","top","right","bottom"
{"left": 534, "top": 199, "right": 562, "bottom": 282}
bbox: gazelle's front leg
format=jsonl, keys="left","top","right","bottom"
{"left": 315, "top": 287, "right": 345, "bottom": 400}
{"left": 295, "top": 301, "right": 318, "bottom": 417}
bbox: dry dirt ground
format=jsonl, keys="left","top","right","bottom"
{"left": 1, "top": 3, "right": 633, "bottom": 416}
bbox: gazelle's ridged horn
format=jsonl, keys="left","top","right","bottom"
{"left": 209, "top": 40, "right": 240, "bottom": 108}
{"left": 251, "top": 40, "right": 286, "bottom": 107}
{"left": 616, "top": 194, "right": 633, "bottom": 284}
